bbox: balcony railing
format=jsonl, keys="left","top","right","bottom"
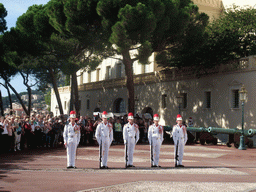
{"left": 61, "top": 56, "right": 254, "bottom": 93}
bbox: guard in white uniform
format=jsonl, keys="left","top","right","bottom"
{"left": 148, "top": 114, "right": 164, "bottom": 167}
{"left": 95, "top": 111, "right": 113, "bottom": 169}
{"left": 63, "top": 111, "right": 81, "bottom": 168}
{"left": 123, "top": 113, "right": 139, "bottom": 167}
{"left": 172, "top": 114, "right": 188, "bottom": 167}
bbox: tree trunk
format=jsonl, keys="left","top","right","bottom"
{"left": 27, "top": 86, "right": 31, "bottom": 116}
{"left": 69, "top": 76, "right": 74, "bottom": 112}
{"left": 6, "top": 83, "right": 13, "bottom": 115}
{"left": 0, "top": 90, "right": 4, "bottom": 116}
{"left": 49, "top": 67, "right": 64, "bottom": 115}
{"left": 6, "top": 81, "right": 29, "bottom": 115}
{"left": 71, "top": 72, "right": 80, "bottom": 116}
{"left": 122, "top": 50, "right": 135, "bottom": 114}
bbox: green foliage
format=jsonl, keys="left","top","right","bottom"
{"left": 17, "top": 4, "right": 54, "bottom": 41}
{"left": 47, "top": 0, "right": 112, "bottom": 74}
{"left": 97, "top": 0, "right": 208, "bottom": 65}
{"left": 208, "top": 5, "right": 256, "bottom": 58}
{"left": 0, "top": 3, "right": 7, "bottom": 34}
{"left": 166, "top": 5, "right": 256, "bottom": 69}
{"left": 154, "top": 0, "right": 209, "bottom": 68}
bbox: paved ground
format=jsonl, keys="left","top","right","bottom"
{"left": 0, "top": 144, "right": 256, "bottom": 192}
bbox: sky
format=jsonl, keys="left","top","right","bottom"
{"left": 1, "top": 0, "right": 256, "bottom": 97}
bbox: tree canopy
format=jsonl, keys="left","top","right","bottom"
{"left": 97, "top": 0, "right": 209, "bottom": 113}
{"left": 163, "top": 5, "right": 256, "bottom": 70}
{"left": 0, "top": 3, "right": 7, "bottom": 34}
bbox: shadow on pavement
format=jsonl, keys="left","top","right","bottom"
{"left": 0, "top": 147, "right": 66, "bottom": 180}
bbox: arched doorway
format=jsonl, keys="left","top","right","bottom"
{"left": 142, "top": 107, "right": 153, "bottom": 119}
{"left": 113, "top": 98, "right": 126, "bottom": 113}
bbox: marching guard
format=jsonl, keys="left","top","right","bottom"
{"left": 95, "top": 111, "right": 113, "bottom": 169}
{"left": 123, "top": 113, "right": 139, "bottom": 168}
{"left": 172, "top": 114, "right": 188, "bottom": 167}
{"left": 63, "top": 111, "right": 81, "bottom": 169}
{"left": 148, "top": 114, "right": 164, "bottom": 167}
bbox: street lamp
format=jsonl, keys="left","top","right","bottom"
{"left": 176, "top": 92, "right": 183, "bottom": 114}
{"left": 238, "top": 85, "right": 247, "bottom": 150}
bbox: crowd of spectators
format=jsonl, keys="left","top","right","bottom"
{"left": 78, "top": 114, "right": 154, "bottom": 145}
{"left": 0, "top": 113, "right": 154, "bottom": 154}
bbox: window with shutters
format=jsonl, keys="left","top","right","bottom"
{"left": 87, "top": 70, "right": 91, "bottom": 83}
{"left": 162, "top": 94, "right": 167, "bottom": 109}
{"left": 106, "top": 66, "right": 111, "bottom": 79}
{"left": 232, "top": 89, "right": 239, "bottom": 108}
{"left": 96, "top": 68, "right": 100, "bottom": 81}
{"left": 204, "top": 91, "right": 211, "bottom": 109}
{"left": 181, "top": 92, "right": 187, "bottom": 109}
{"left": 116, "top": 63, "right": 122, "bottom": 78}
{"left": 87, "top": 99, "right": 90, "bottom": 110}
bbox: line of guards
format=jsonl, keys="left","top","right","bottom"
{"left": 63, "top": 111, "right": 188, "bottom": 169}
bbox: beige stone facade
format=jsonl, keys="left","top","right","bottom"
{"left": 51, "top": 56, "right": 256, "bottom": 128}
{"left": 51, "top": 1, "right": 256, "bottom": 145}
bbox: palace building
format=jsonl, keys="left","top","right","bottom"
{"left": 51, "top": 1, "right": 256, "bottom": 146}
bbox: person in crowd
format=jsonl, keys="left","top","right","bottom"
{"left": 114, "top": 118, "right": 123, "bottom": 144}
{"left": 23, "top": 117, "right": 33, "bottom": 149}
{"left": 0, "top": 112, "right": 155, "bottom": 154}
{"left": 14, "top": 116, "right": 22, "bottom": 151}
{"left": 138, "top": 118, "right": 145, "bottom": 143}
{"left": 43, "top": 121, "right": 52, "bottom": 147}
{"left": 1, "top": 118, "right": 9, "bottom": 152}
{"left": 85, "top": 118, "right": 94, "bottom": 145}
{"left": 34, "top": 123, "right": 42, "bottom": 148}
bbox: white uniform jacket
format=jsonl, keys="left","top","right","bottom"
{"left": 172, "top": 124, "right": 188, "bottom": 145}
{"left": 63, "top": 123, "right": 81, "bottom": 146}
{"left": 148, "top": 124, "right": 164, "bottom": 144}
{"left": 95, "top": 122, "right": 113, "bottom": 145}
{"left": 123, "top": 123, "right": 140, "bottom": 144}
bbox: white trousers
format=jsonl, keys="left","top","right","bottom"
{"left": 151, "top": 137, "right": 162, "bottom": 166}
{"left": 126, "top": 138, "right": 135, "bottom": 166}
{"left": 100, "top": 139, "right": 110, "bottom": 167}
{"left": 174, "top": 141, "right": 185, "bottom": 165}
{"left": 15, "top": 133, "right": 21, "bottom": 150}
{"left": 66, "top": 141, "right": 77, "bottom": 167}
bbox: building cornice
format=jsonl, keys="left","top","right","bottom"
{"left": 57, "top": 56, "right": 255, "bottom": 93}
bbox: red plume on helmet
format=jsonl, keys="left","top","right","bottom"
{"left": 102, "top": 111, "right": 108, "bottom": 118}
{"left": 70, "top": 111, "right": 76, "bottom": 118}
{"left": 153, "top": 114, "right": 159, "bottom": 121}
{"left": 128, "top": 112, "right": 134, "bottom": 120}
{"left": 176, "top": 114, "right": 182, "bottom": 121}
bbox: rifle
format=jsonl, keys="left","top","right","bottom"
{"left": 175, "top": 139, "right": 179, "bottom": 167}
{"left": 150, "top": 138, "right": 154, "bottom": 167}
{"left": 125, "top": 140, "right": 128, "bottom": 168}
{"left": 99, "top": 139, "right": 102, "bottom": 169}
{"left": 76, "top": 146, "right": 78, "bottom": 160}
